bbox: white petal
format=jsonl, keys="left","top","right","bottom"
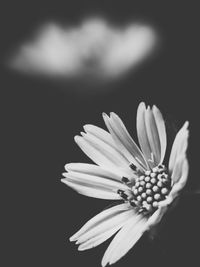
{"left": 171, "top": 155, "right": 185, "bottom": 184}
{"left": 74, "top": 135, "right": 134, "bottom": 178}
{"left": 103, "top": 112, "right": 148, "bottom": 171}
{"left": 82, "top": 132, "right": 129, "bottom": 167}
{"left": 78, "top": 226, "right": 121, "bottom": 251}
{"left": 168, "top": 121, "right": 189, "bottom": 174}
{"left": 144, "top": 107, "right": 161, "bottom": 165}
{"left": 76, "top": 209, "right": 134, "bottom": 246}
{"left": 70, "top": 203, "right": 131, "bottom": 242}
{"left": 147, "top": 159, "right": 189, "bottom": 230}
{"left": 62, "top": 168, "right": 128, "bottom": 200}
{"left": 65, "top": 163, "right": 122, "bottom": 181}
{"left": 82, "top": 125, "right": 136, "bottom": 180}
{"left": 102, "top": 214, "right": 147, "bottom": 266}
{"left": 137, "top": 102, "right": 167, "bottom": 168}
{"left": 169, "top": 158, "right": 189, "bottom": 200}
{"left": 83, "top": 124, "right": 119, "bottom": 150}
{"left": 146, "top": 203, "right": 168, "bottom": 229}
{"left": 136, "top": 102, "right": 152, "bottom": 167}
{"left": 152, "top": 105, "right": 167, "bottom": 164}
{"left": 61, "top": 178, "right": 121, "bottom": 199}
{"left": 62, "top": 171, "right": 127, "bottom": 191}
{"left": 109, "top": 112, "right": 148, "bottom": 170}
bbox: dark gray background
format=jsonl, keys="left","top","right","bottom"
{"left": 1, "top": 1, "right": 199, "bottom": 266}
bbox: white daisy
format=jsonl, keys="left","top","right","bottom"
{"left": 62, "top": 102, "right": 189, "bottom": 266}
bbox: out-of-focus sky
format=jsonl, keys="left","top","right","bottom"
{"left": 9, "top": 19, "right": 157, "bottom": 80}
{"left": 1, "top": 1, "right": 200, "bottom": 267}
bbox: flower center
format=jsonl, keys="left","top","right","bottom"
{"left": 118, "top": 164, "right": 172, "bottom": 215}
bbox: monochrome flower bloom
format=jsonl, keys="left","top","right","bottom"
{"left": 62, "top": 102, "right": 189, "bottom": 266}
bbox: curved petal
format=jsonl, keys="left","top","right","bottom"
{"left": 146, "top": 202, "right": 169, "bottom": 229}
{"left": 70, "top": 203, "right": 131, "bottom": 242}
{"left": 168, "top": 121, "right": 189, "bottom": 175}
{"left": 137, "top": 102, "right": 166, "bottom": 168}
{"left": 169, "top": 158, "right": 189, "bottom": 200}
{"left": 103, "top": 112, "right": 148, "bottom": 171}
{"left": 62, "top": 170, "right": 128, "bottom": 200}
{"left": 147, "top": 157, "right": 189, "bottom": 229}
{"left": 147, "top": 158, "right": 188, "bottom": 229}
{"left": 171, "top": 155, "right": 185, "bottom": 184}
{"left": 102, "top": 214, "right": 147, "bottom": 267}
{"left": 74, "top": 135, "right": 134, "bottom": 178}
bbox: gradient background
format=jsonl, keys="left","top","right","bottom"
{"left": 1, "top": 1, "right": 200, "bottom": 266}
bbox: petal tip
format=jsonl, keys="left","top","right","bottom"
{"left": 152, "top": 104, "right": 159, "bottom": 112}
{"left": 69, "top": 235, "right": 76, "bottom": 242}
{"left": 184, "top": 121, "right": 189, "bottom": 129}
{"left": 101, "top": 259, "right": 108, "bottom": 267}
{"left": 102, "top": 112, "right": 108, "bottom": 117}
{"left": 83, "top": 124, "right": 89, "bottom": 131}
{"left": 61, "top": 172, "right": 67, "bottom": 178}
{"left": 78, "top": 244, "right": 85, "bottom": 251}
{"left": 110, "top": 112, "right": 116, "bottom": 117}
{"left": 139, "top": 101, "right": 146, "bottom": 107}
{"left": 74, "top": 135, "right": 81, "bottom": 143}
{"left": 83, "top": 124, "right": 96, "bottom": 132}
{"left": 80, "top": 131, "right": 86, "bottom": 137}
{"left": 64, "top": 163, "right": 70, "bottom": 171}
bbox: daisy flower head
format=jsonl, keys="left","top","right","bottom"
{"left": 62, "top": 102, "right": 189, "bottom": 266}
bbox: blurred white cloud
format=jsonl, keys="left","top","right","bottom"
{"left": 9, "top": 18, "right": 158, "bottom": 80}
